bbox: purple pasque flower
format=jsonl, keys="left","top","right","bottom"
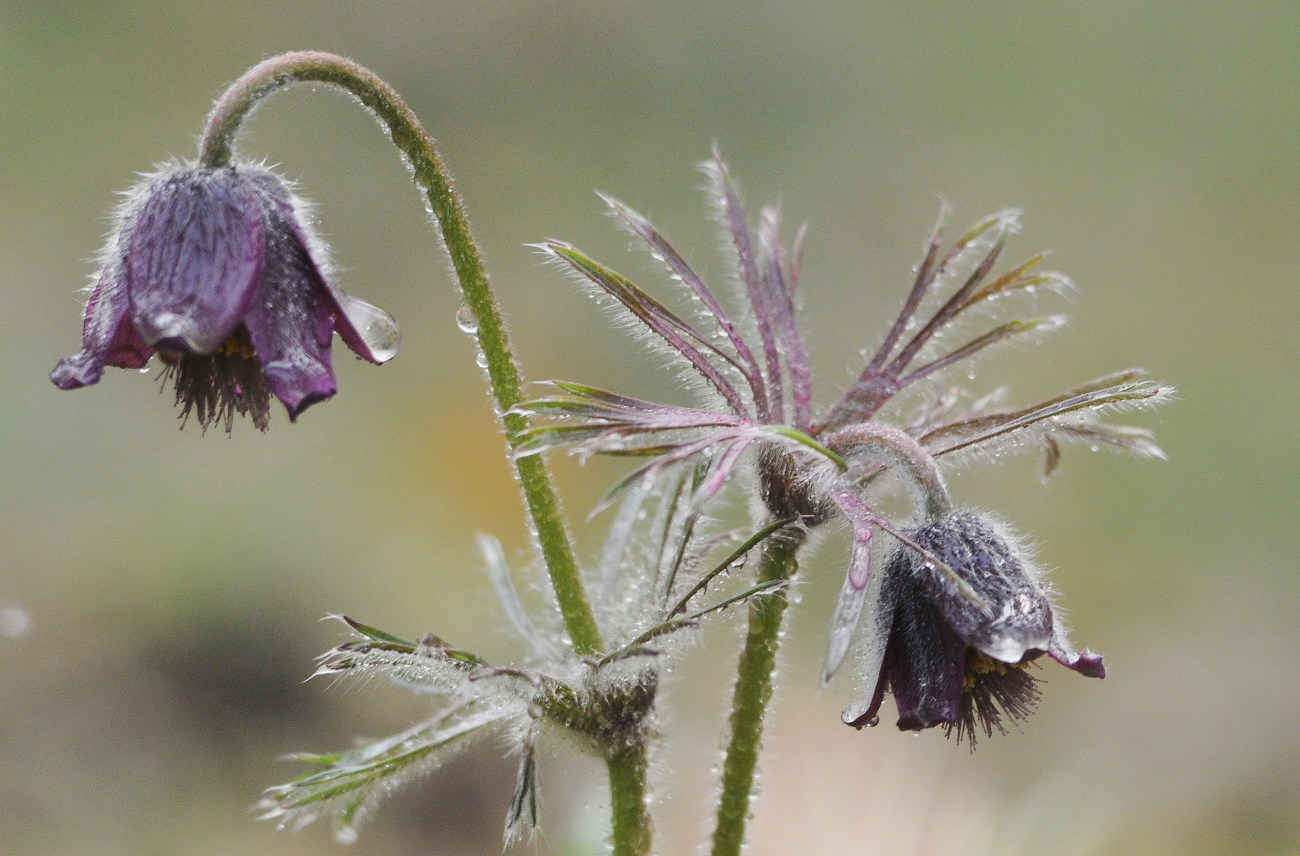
{"left": 842, "top": 511, "right": 1104, "bottom": 744}
{"left": 516, "top": 153, "right": 1167, "bottom": 732}
{"left": 51, "top": 162, "right": 399, "bottom": 431}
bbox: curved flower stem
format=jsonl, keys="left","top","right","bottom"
{"left": 607, "top": 746, "right": 653, "bottom": 856}
{"left": 710, "top": 526, "right": 806, "bottom": 856}
{"left": 822, "top": 423, "right": 951, "bottom": 520}
{"left": 197, "top": 52, "right": 605, "bottom": 659}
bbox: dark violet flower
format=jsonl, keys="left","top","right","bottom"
{"left": 842, "top": 511, "right": 1104, "bottom": 745}
{"left": 51, "top": 163, "right": 399, "bottom": 431}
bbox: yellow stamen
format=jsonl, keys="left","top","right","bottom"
{"left": 216, "top": 334, "right": 255, "bottom": 359}
{"left": 963, "top": 649, "right": 1029, "bottom": 691}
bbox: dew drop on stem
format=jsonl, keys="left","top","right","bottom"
{"left": 455, "top": 303, "right": 479, "bottom": 334}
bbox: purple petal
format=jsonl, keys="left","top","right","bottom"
{"left": 241, "top": 198, "right": 341, "bottom": 420}
{"left": 51, "top": 263, "right": 153, "bottom": 389}
{"left": 908, "top": 513, "right": 1053, "bottom": 664}
{"left": 841, "top": 669, "right": 889, "bottom": 729}
{"left": 126, "top": 168, "right": 265, "bottom": 354}
{"left": 1047, "top": 630, "right": 1106, "bottom": 679}
{"left": 883, "top": 575, "right": 967, "bottom": 730}
{"left": 246, "top": 169, "right": 398, "bottom": 364}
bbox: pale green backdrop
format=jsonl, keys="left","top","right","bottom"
{"left": 2, "top": 3, "right": 1295, "bottom": 855}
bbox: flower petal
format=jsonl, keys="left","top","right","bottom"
{"left": 881, "top": 570, "right": 967, "bottom": 730}
{"left": 246, "top": 169, "right": 399, "bottom": 364}
{"left": 1047, "top": 628, "right": 1106, "bottom": 678}
{"left": 126, "top": 168, "right": 265, "bottom": 354}
{"left": 51, "top": 262, "right": 153, "bottom": 389}
{"left": 909, "top": 513, "right": 1053, "bottom": 663}
{"left": 241, "top": 197, "right": 342, "bottom": 420}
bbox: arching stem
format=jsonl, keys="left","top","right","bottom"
{"left": 822, "top": 422, "right": 952, "bottom": 520}
{"left": 198, "top": 52, "right": 605, "bottom": 659}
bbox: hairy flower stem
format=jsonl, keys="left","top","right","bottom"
{"left": 607, "top": 746, "right": 653, "bottom": 856}
{"left": 711, "top": 527, "right": 806, "bottom": 856}
{"left": 197, "top": 52, "right": 605, "bottom": 658}
{"left": 824, "top": 423, "right": 952, "bottom": 520}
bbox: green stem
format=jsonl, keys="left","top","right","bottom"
{"left": 198, "top": 52, "right": 604, "bottom": 657}
{"left": 607, "top": 747, "right": 653, "bottom": 856}
{"left": 710, "top": 527, "right": 806, "bottom": 856}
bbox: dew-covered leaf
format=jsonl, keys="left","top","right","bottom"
{"left": 259, "top": 705, "right": 511, "bottom": 841}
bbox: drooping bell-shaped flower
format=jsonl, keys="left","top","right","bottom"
{"left": 842, "top": 511, "right": 1105, "bottom": 744}
{"left": 51, "top": 163, "right": 399, "bottom": 431}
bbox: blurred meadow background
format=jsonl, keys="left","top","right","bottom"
{"left": 3, "top": 3, "right": 1296, "bottom": 855}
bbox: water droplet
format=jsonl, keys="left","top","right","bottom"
{"left": 332, "top": 825, "right": 359, "bottom": 845}
{"left": 343, "top": 296, "right": 400, "bottom": 362}
{"left": 475, "top": 351, "right": 489, "bottom": 369}
{"left": 455, "top": 303, "right": 479, "bottom": 334}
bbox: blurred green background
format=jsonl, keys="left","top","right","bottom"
{"left": 3, "top": 3, "right": 1296, "bottom": 855}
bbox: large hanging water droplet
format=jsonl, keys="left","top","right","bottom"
{"left": 343, "top": 296, "right": 401, "bottom": 363}
{"left": 455, "top": 303, "right": 479, "bottom": 334}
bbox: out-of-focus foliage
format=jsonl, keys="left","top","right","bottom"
{"left": 2, "top": 3, "right": 1295, "bottom": 854}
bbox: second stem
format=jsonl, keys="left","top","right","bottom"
{"left": 710, "top": 526, "right": 806, "bottom": 856}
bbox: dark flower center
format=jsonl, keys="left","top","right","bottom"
{"left": 946, "top": 648, "right": 1042, "bottom": 746}
{"left": 158, "top": 327, "right": 272, "bottom": 433}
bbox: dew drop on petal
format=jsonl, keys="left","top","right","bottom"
{"left": 343, "top": 296, "right": 401, "bottom": 363}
